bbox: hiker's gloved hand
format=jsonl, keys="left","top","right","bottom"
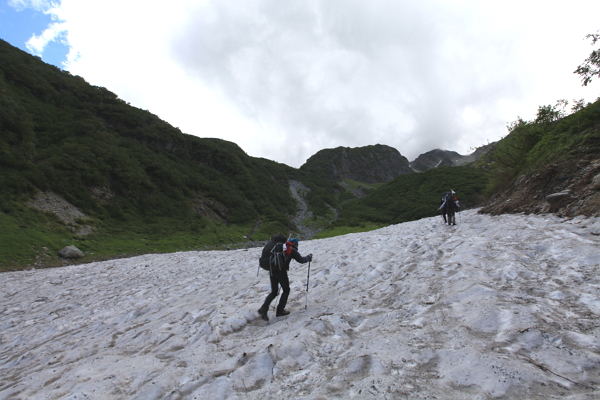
{"left": 307, "top": 254, "right": 313, "bottom": 262}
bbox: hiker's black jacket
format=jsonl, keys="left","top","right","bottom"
{"left": 281, "top": 248, "right": 311, "bottom": 271}
{"left": 439, "top": 199, "right": 460, "bottom": 211}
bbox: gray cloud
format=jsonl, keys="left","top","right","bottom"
{"left": 169, "top": 0, "right": 595, "bottom": 167}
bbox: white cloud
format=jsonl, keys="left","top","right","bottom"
{"left": 25, "top": 22, "right": 67, "bottom": 55}
{"left": 17, "top": 0, "right": 600, "bottom": 167}
{"left": 8, "top": 0, "right": 51, "bottom": 12}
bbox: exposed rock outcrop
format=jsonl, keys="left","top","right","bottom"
{"left": 91, "top": 187, "right": 114, "bottom": 201}
{"left": 409, "top": 144, "right": 493, "bottom": 172}
{"left": 192, "top": 197, "right": 228, "bottom": 223}
{"left": 27, "top": 191, "right": 95, "bottom": 236}
{"left": 409, "top": 149, "right": 462, "bottom": 172}
{"left": 27, "top": 191, "right": 87, "bottom": 224}
{"left": 480, "top": 156, "right": 600, "bottom": 218}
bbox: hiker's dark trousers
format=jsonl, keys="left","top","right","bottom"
{"left": 261, "top": 268, "right": 290, "bottom": 313}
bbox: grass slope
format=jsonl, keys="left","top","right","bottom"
{"left": 0, "top": 39, "right": 342, "bottom": 270}
{"left": 316, "top": 166, "right": 488, "bottom": 237}
{"left": 481, "top": 98, "right": 600, "bottom": 194}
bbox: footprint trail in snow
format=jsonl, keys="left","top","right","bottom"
{"left": 1, "top": 210, "right": 600, "bottom": 399}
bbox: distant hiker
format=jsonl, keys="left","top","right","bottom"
{"left": 439, "top": 190, "right": 460, "bottom": 225}
{"left": 258, "top": 236, "right": 312, "bottom": 321}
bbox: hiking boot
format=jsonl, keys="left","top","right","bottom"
{"left": 258, "top": 308, "right": 269, "bottom": 321}
{"left": 276, "top": 309, "right": 290, "bottom": 317}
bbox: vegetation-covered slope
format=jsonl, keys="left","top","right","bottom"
{"left": 325, "top": 97, "right": 600, "bottom": 238}
{"left": 316, "top": 166, "right": 488, "bottom": 237}
{"left": 11, "top": 36, "right": 580, "bottom": 270}
{"left": 300, "top": 144, "right": 413, "bottom": 183}
{"left": 0, "top": 39, "right": 343, "bottom": 269}
{"left": 479, "top": 97, "right": 600, "bottom": 217}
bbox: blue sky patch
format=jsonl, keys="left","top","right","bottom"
{"left": 0, "top": 2, "right": 69, "bottom": 68}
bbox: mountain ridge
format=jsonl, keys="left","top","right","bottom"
{"left": 409, "top": 144, "right": 494, "bottom": 172}
{"left": 300, "top": 144, "right": 413, "bottom": 183}
{"left": 13, "top": 36, "right": 599, "bottom": 270}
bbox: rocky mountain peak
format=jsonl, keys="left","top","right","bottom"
{"left": 300, "top": 144, "right": 412, "bottom": 184}
{"left": 409, "top": 144, "right": 493, "bottom": 172}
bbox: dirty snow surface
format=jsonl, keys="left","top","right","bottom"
{"left": 2, "top": 210, "right": 600, "bottom": 400}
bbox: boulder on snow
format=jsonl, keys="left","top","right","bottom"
{"left": 545, "top": 191, "right": 571, "bottom": 203}
{"left": 545, "top": 190, "right": 572, "bottom": 212}
{"left": 58, "top": 245, "right": 84, "bottom": 259}
{"left": 591, "top": 174, "right": 600, "bottom": 190}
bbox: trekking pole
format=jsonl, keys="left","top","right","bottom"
{"left": 305, "top": 261, "right": 311, "bottom": 310}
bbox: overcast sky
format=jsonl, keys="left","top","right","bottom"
{"left": 2, "top": 0, "right": 599, "bottom": 167}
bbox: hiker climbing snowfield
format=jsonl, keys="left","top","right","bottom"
{"left": 258, "top": 235, "right": 312, "bottom": 321}
{"left": 438, "top": 190, "right": 460, "bottom": 225}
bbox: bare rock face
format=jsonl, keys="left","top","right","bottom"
{"left": 91, "top": 186, "right": 114, "bottom": 201}
{"left": 27, "top": 191, "right": 86, "bottom": 224}
{"left": 192, "top": 198, "right": 228, "bottom": 223}
{"left": 409, "top": 144, "right": 494, "bottom": 172}
{"left": 58, "top": 245, "right": 85, "bottom": 259}
{"left": 409, "top": 149, "right": 463, "bottom": 172}
{"left": 27, "top": 191, "right": 95, "bottom": 236}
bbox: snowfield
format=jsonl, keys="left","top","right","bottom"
{"left": 2, "top": 210, "right": 600, "bottom": 399}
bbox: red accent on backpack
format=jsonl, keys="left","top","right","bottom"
{"left": 284, "top": 241, "right": 293, "bottom": 255}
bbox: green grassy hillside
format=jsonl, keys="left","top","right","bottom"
{"left": 480, "top": 98, "right": 600, "bottom": 195}
{"left": 0, "top": 39, "right": 342, "bottom": 270}
{"left": 11, "top": 36, "right": 594, "bottom": 270}
{"left": 316, "top": 166, "right": 488, "bottom": 238}
{"left": 300, "top": 144, "right": 413, "bottom": 183}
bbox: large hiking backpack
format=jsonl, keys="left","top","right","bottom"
{"left": 441, "top": 191, "right": 453, "bottom": 203}
{"left": 442, "top": 191, "right": 456, "bottom": 209}
{"left": 441, "top": 191, "right": 458, "bottom": 224}
{"left": 259, "top": 234, "right": 293, "bottom": 271}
